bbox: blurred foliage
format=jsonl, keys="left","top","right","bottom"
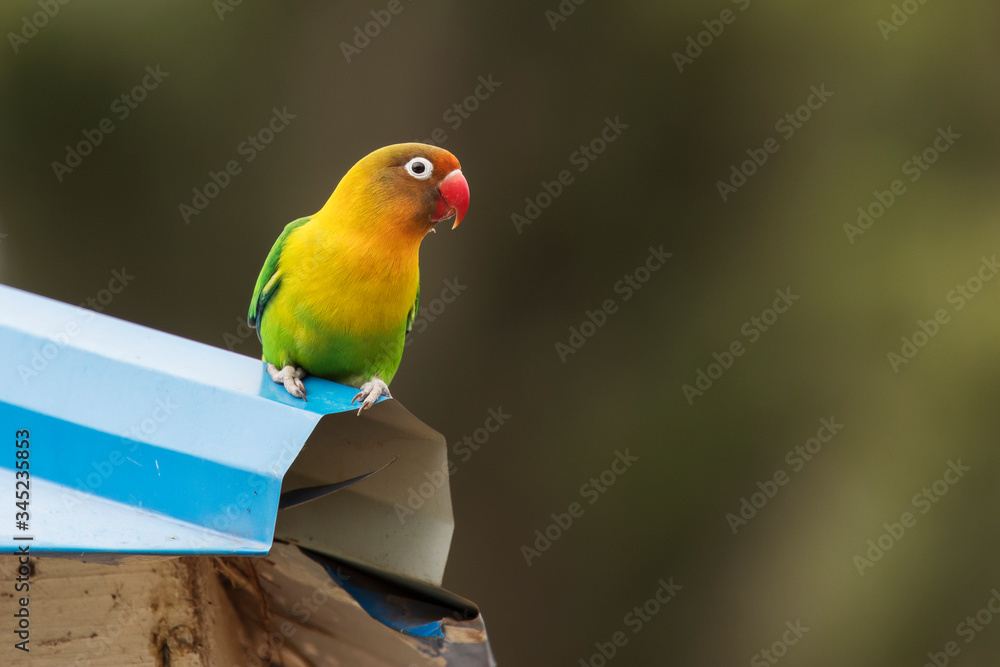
{"left": 2, "top": 1, "right": 999, "bottom": 665}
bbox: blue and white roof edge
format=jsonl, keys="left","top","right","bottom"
{"left": 0, "top": 283, "right": 382, "bottom": 556}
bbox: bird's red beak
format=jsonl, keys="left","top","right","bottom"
{"left": 434, "top": 169, "right": 470, "bottom": 229}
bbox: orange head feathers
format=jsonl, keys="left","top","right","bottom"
{"left": 315, "top": 143, "right": 470, "bottom": 240}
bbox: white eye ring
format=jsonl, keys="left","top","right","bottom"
{"left": 404, "top": 157, "right": 434, "bottom": 180}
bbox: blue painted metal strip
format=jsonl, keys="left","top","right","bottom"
{"left": 0, "top": 284, "right": 383, "bottom": 555}
{"left": 322, "top": 560, "right": 447, "bottom": 640}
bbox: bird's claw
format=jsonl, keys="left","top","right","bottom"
{"left": 351, "top": 378, "right": 391, "bottom": 415}
{"left": 267, "top": 363, "right": 308, "bottom": 400}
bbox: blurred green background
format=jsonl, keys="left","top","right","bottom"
{"left": 2, "top": 1, "right": 1000, "bottom": 665}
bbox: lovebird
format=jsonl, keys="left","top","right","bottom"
{"left": 248, "top": 143, "right": 470, "bottom": 411}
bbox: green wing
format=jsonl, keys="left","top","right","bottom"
{"left": 248, "top": 217, "right": 310, "bottom": 340}
{"left": 406, "top": 283, "right": 419, "bottom": 333}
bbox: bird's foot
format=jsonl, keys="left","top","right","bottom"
{"left": 267, "top": 363, "right": 307, "bottom": 400}
{"left": 352, "top": 378, "right": 391, "bottom": 415}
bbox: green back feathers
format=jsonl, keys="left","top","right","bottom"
{"left": 406, "top": 284, "right": 419, "bottom": 333}
{"left": 248, "top": 217, "right": 310, "bottom": 339}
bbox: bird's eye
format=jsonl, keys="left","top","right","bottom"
{"left": 404, "top": 157, "right": 434, "bottom": 180}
